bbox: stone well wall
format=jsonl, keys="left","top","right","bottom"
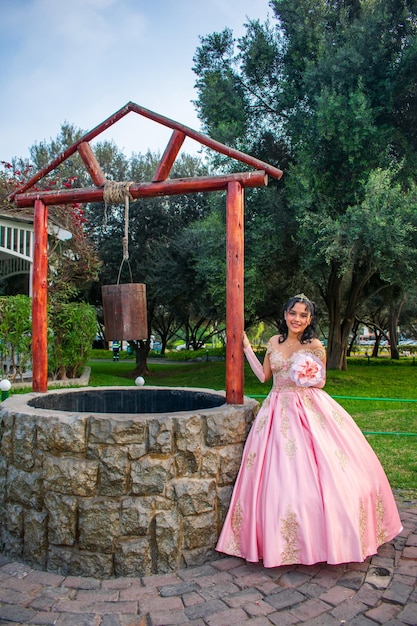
{"left": 0, "top": 386, "right": 258, "bottom": 579}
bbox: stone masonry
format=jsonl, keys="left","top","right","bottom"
{"left": 0, "top": 387, "right": 258, "bottom": 579}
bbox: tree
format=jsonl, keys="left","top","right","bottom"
{"left": 1, "top": 134, "right": 102, "bottom": 302}
{"left": 294, "top": 167, "right": 417, "bottom": 366}
{"left": 150, "top": 304, "right": 182, "bottom": 354}
{"left": 192, "top": 0, "right": 417, "bottom": 368}
{"left": 278, "top": 0, "right": 417, "bottom": 367}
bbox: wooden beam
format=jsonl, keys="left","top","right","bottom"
{"left": 77, "top": 142, "right": 107, "bottom": 187}
{"left": 128, "top": 102, "right": 284, "bottom": 182}
{"left": 32, "top": 199, "right": 48, "bottom": 393}
{"left": 8, "top": 101, "right": 283, "bottom": 201}
{"left": 8, "top": 103, "right": 132, "bottom": 200}
{"left": 225, "top": 181, "right": 244, "bottom": 405}
{"left": 153, "top": 130, "right": 186, "bottom": 182}
{"left": 14, "top": 171, "right": 268, "bottom": 208}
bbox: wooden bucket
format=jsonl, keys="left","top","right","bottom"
{"left": 101, "top": 283, "right": 148, "bottom": 341}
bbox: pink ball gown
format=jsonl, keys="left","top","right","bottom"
{"left": 216, "top": 344, "right": 403, "bottom": 567}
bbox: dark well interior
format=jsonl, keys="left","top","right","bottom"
{"left": 28, "top": 388, "right": 226, "bottom": 414}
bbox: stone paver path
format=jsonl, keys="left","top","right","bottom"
{"left": 0, "top": 497, "right": 416, "bottom": 626}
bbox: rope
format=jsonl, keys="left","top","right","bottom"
{"left": 122, "top": 193, "right": 129, "bottom": 261}
{"left": 102, "top": 181, "right": 134, "bottom": 284}
{"left": 117, "top": 192, "right": 133, "bottom": 284}
{"left": 103, "top": 181, "right": 134, "bottom": 205}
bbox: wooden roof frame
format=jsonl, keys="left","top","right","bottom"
{"left": 8, "top": 101, "right": 283, "bottom": 403}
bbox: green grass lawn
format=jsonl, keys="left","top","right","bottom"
{"left": 87, "top": 357, "right": 417, "bottom": 494}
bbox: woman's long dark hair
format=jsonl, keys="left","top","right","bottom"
{"left": 278, "top": 295, "right": 319, "bottom": 344}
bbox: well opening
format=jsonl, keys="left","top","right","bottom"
{"left": 29, "top": 388, "right": 226, "bottom": 414}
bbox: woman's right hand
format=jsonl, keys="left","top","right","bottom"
{"left": 243, "top": 332, "right": 251, "bottom": 350}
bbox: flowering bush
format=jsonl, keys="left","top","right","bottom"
{"left": 1, "top": 161, "right": 101, "bottom": 301}
{"left": 290, "top": 352, "right": 325, "bottom": 387}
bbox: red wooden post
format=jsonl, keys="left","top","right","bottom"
{"left": 226, "top": 181, "right": 244, "bottom": 404}
{"left": 32, "top": 199, "right": 48, "bottom": 393}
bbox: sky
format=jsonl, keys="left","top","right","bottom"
{"left": 0, "top": 0, "right": 273, "bottom": 164}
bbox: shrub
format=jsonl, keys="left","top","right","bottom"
{"left": 48, "top": 302, "right": 97, "bottom": 379}
{"left": 0, "top": 295, "right": 32, "bottom": 381}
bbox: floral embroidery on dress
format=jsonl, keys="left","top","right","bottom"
{"left": 269, "top": 350, "right": 286, "bottom": 373}
{"left": 304, "top": 396, "right": 326, "bottom": 428}
{"left": 376, "top": 493, "right": 387, "bottom": 545}
{"left": 278, "top": 395, "right": 297, "bottom": 457}
{"left": 280, "top": 406, "right": 290, "bottom": 438}
{"left": 262, "top": 394, "right": 271, "bottom": 410}
{"left": 332, "top": 409, "right": 344, "bottom": 428}
{"left": 312, "top": 347, "right": 326, "bottom": 360}
{"left": 279, "top": 395, "right": 290, "bottom": 437}
{"left": 226, "top": 498, "right": 243, "bottom": 555}
{"left": 335, "top": 449, "right": 349, "bottom": 471}
{"left": 359, "top": 500, "right": 367, "bottom": 559}
{"left": 246, "top": 451, "right": 256, "bottom": 471}
{"left": 280, "top": 508, "right": 299, "bottom": 564}
{"left": 285, "top": 439, "right": 297, "bottom": 459}
{"left": 256, "top": 413, "right": 268, "bottom": 433}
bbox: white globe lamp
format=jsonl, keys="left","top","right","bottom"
{"left": 0, "top": 379, "right": 12, "bottom": 400}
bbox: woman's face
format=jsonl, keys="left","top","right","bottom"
{"left": 285, "top": 302, "right": 311, "bottom": 335}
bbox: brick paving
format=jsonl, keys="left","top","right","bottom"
{"left": 0, "top": 496, "right": 416, "bottom": 626}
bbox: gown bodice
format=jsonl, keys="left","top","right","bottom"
{"left": 267, "top": 345, "right": 324, "bottom": 391}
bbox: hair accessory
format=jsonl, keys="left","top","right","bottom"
{"left": 293, "top": 293, "right": 310, "bottom": 302}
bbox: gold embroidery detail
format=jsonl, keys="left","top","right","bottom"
{"left": 280, "top": 406, "right": 290, "bottom": 437}
{"left": 303, "top": 396, "right": 314, "bottom": 410}
{"left": 256, "top": 414, "right": 268, "bottom": 433}
{"left": 280, "top": 509, "right": 299, "bottom": 564}
{"left": 304, "top": 396, "right": 326, "bottom": 428}
{"left": 278, "top": 394, "right": 297, "bottom": 458}
{"left": 281, "top": 394, "right": 290, "bottom": 408}
{"left": 332, "top": 409, "right": 344, "bottom": 428}
{"left": 272, "top": 385, "right": 296, "bottom": 391}
{"left": 285, "top": 439, "right": 297, "bottom": 458}
{"left": 359, "top": 499, "right": 367, "bottom": 559}
{"left": 232, "top": 499, "right": 243, "bottom": 533}
{"left": 246, "top": 451, "right": 256, "bottom": 470}
{"left": 262, "top": 395, "right": 271, "bottom": 409}
{"left": 335, "top": 449, "right": 348, "bottom": 471}
{"left": 225, "top": 536, "right": 241, "bottom": 556}
{"left": 254, "top": 393, "right": 271, "bottom": 431}
{"left": 226, "top": 498, "right": 243, "bottom": 556}
{"left": 376, "top": 493, "right": 387, "bottom": 545}
{"left": 312, "top": 347, "right": 326, "bottom": 360}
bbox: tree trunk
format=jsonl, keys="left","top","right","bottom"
{"left": 131, "top": 340, "right": 151, "bottom": 377}
{"left": 388, "top": 295, "right": 404, "bottom": 360}
{"left": 57, "top": 365, "right": 68, "bottom": 380}
{"left": 324, "top": 265, "right": 344, "bottom": 369}
{"left": 325, "top": 262, "right": 375, "bottom": 370}
{"left": 347, "top": 319, "right": 360, "bottom": 357}
{"left": 372, "top": 329, "right": 382, "bottom": 358}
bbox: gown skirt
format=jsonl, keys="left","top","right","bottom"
{"left": 216, "top": 349, "right": 403, "bottom": 567}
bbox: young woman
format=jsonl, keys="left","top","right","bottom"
{"left": 216, "top": 294, "right": 402, "bottom": 567}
